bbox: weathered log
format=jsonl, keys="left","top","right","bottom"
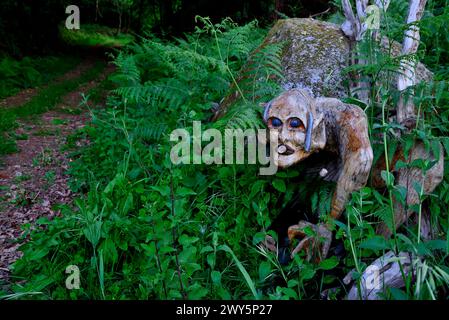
{"left": 345, "top": 251, "right": 413, "bottom": 300}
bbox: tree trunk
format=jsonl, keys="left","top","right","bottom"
{"left": 396, "top": 0, "right": 427, "bottom": 125}
{"left": 159, "top": 0, "right": 174, "bottom": 30}
{"left": 95, "top": 0, "right": 99, "bottom": 22}
{"left": 137, "top": 0, "right": 146, "bottom": 33}
{"left": 273, "top": 0, "right": 285, "bottom": 20}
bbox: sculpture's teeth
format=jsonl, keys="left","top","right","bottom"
{"left": 278, "top": 145, "right": 287, "bottom": 154}
{"left": 319, "top": 168, "right": 328, "bottom": 177}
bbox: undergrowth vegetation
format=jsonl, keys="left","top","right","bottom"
{"left": 0, "top": 56, "right": 80, "bottom": 99}
{"left": 59, "top": 24, "right": 135, "bottom": 48}
{"left": 4, "top": 2, "right": 449, "bottom": 300}
{"left": 0, "top": 61, "right": 106, "bottom": 156}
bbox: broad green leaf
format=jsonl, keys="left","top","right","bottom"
{"left": 211, "top": 271, "right": 221, "bottom": 285}
{"left": 359, "top": 236, "right": 390, "bottom": 251}
{"left": 318, "top": 256, "right": 339, "bottom": 270}
{"left": 272, "top": 179, "right": 286, "bottom": 192}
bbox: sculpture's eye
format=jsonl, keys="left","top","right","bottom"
{"left": 269, "top": 117, "right": 282, "bottom": 128}
{"left": 289, "top": 117, "right": 305, "bottom": 130}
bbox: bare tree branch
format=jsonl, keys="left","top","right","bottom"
{"left": 374, "top": 0, "right": 391, "bottom": 11}
{"left": 341, "top": 0, "right": 359, "bottom": 40}
{"left": 397, "top": 0, "right": 427, "bottom": 124}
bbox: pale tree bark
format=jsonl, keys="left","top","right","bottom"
{"left": 95, "top": 0, "right": 103, "bottom": 22}
{"left": 341, "top": 0, "right": 386, "bottom": 103}
{"left": 341, "top": 0, "right": 391, "bottom": 43}
{"left": 372, "top": 0, "right": 390, "bottom": 40}
{"left": 396, "top": 0, "right": 427, "bottom": 125}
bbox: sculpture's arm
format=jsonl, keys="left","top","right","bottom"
{"left": 287, "top": 102, "right": 373, "bottom": 261}
{"left": 329, "top": 104, "right": 373, "bottom": 223}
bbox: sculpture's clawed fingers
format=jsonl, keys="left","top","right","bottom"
{"left": 319, "top": 229, "right": 332, "bottom": 260}
{"left": 287, "top": 221, "right": 314, "bottom": 242}
{"left": 290, "top": 236, "right": 313, "bottom": 258}
{"left": 262, "top": 235, "right": 278, "bottom": 254}
{"left": 288, "top": 221, "right": 333, "bottom": 263}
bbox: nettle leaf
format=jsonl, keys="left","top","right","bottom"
{"left": 176, "top": 187, "right": 197, "bottom": 197}
{"left": 258, "top": 261, "right": 271, "bottom": 281}
{"left": 251, "top": 201, "right": 261, "bottom": 214}
{"left": 416, "top": 242, "right": 432, "bottom": 256}
{"left": 441, "top": 137, "right": 449, "bottom": 156}
{"left": 334, "top": 220, "right": 348, "bottom": 234}
{"left": 299, "top": 266, "right": 315, "bottom": 281}
{"left": 381, "top": 170, "right": 395, "bottom": 187}
{"left": 272, "top": 179, "right": 286, "bottom": 192}
{"left": 249, "top": 180, "right": 265, "bottom": 198}
{"left": 211, "top": 270, "right": 222, "bottom": 285}
{"left": 302, "top": 226, "right": 315, "bottom": 237}
{"left": 207, "top": 253, "right": 215, "bottom": 269}
{"left": 359, "top": 236, "right": 391, "bottom": 251}
{"left": 424, "top": 240, "right": 447, "bottom": 252}
{"left": 179, "top": 246, "right": 197, "bottom": 263}
{"left": 395, "top": 159, "right": 409, "bottom": 170}
{"left": 412, "top": 181, "right": 424, "bottom": 197}
{"left": 141, "top": 242, "right": 156, "bottom": 256}
{"left": 150, "top": 185, "right": 170, "bottom": 196}
{"left": 185, "top": 262, "right": 202, "bottom": 276}
{"left": 389, "top": 287, "right": 409, "bottom": 300}
{"left": 280, "top": 287, "right": 298, "bottom": 299}
{"left": 200, "top": 245, "right": 214, "bottom": 254}
{"left": 431, "top": 140, "right": 441, "bottom": 161}
{"left": 318, "top": 256, "right": 339, "bottom": 271}
{"left": 178, "top": 234, "right": 199, "bottom": 246}
{"left": 287, "top": 279, "right": 298, "bottom": 288}
{"left": 392, "top": 185, "right": 408, "bottom": 205}
{"left": 159, "top": 246, "right": 176, "bottom": 254}
{"left": 187, "top": 284, "right": 209, "bottom": 299}
{"left": 252, "top": 231, "right": 266, "bottom": 245}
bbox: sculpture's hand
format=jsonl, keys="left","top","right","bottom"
{"left": 288, "top": 221, "right": 332, "bottom": 263}
{"left": 263, "top": 234, "right": 278, "bottom": 254}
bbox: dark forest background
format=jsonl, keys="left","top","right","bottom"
{"left": 0, "top": 0, "right": 331, "bottom": 56}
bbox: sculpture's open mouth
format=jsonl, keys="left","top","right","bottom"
{"left": 277, "top": 144, "right": 295, "bottom": 156}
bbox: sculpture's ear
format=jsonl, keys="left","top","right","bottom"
{"left": 262, "top": 101, "right": 273, "bottom": 123}
{"left": 313, "top": 112, "right": 324, "bottom": 127}
{"left": 309, "top": 100, "right": 326, "bottom": 151}
{"left": 305, "top": 112, "right": 313, "bottom": 152}
{"left": 305, "top": 112, "right": 324, "bottom": 152}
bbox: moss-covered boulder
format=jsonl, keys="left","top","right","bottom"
{"left": 266, "top": 18, "right": 433, "bottom": 98}
{"left": 266, "top": 18, "right": 350, "bottom": 97}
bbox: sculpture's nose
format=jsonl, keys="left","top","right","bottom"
{"left": 281, "top": 125, "right": 290, "bottom": 139}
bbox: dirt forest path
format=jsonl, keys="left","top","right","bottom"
{"left": 0, "top": 58, "right": 115, "bottom": 284}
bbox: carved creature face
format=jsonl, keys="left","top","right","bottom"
{"left": 264, "top": 89, "right": 326, "bottom": 168}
